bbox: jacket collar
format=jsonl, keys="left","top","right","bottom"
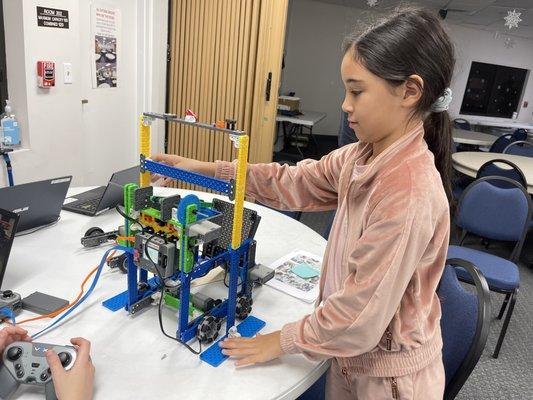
{"left": 351, "top": 122, "right": 427, "bottom": 188}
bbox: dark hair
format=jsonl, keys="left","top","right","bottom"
{"left": 343, "top": 6, "right": 455, "bottom": 204}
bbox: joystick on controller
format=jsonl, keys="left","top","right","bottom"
{"left": 0, "top": 341, "right": 77, "bottom": 400}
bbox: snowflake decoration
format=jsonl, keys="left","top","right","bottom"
{"left": 504, "top": 37, "right": 516, "bottom": 49}
{"left": 504, "top": 9, "right": 522, "bottom": 30}
{"left": 367, "top": 0, "right": 378, "bottom": 7}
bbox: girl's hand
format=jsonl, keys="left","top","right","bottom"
{"left": 219, "top": 331, "right": 284, "bottom": 367}
{"left": 0, "top": 326, "right": 32, "bottom": 354}
{"left": 46, "top": 337, "right": 95, "bottom": 400}
{"left": 150, "top": 154, "right": 216, "bottom": 178}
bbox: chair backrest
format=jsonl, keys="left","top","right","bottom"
{"left": 503, "top": 140, "right": 533, "bottom": 158}
{"left": 513, "top": 128, "right": 528, "bottom": 141}
{"left": 456, "top": 176, "right": 532, "bottom": 261}
{"left": 439, "top": 258, "right": 491, "bottom": 400}
{"left": 476, "top": 159, "right": 528, "bottom": 189}
{"left": 489, "top": 134, "right": 517, "bottom": 153}
{"left": 453, "top": 118, "right": 471, "bottom": 131}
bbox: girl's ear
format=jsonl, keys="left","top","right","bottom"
{"left": 402, "top": 74, "right": 424, "bottom": 108}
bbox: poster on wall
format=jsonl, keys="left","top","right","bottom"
{"left": 91, "top": 4, "right": 120, "bottom": 88}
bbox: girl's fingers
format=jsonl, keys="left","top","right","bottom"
{"left": 219, "top": 338, "right": 254, "bottom": 349}
{"left": 222, "top": 347, "right": 257, "bottom": 357}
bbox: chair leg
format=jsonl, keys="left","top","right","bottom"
{"left": 497, "top": 293, "right": 511, "bottom": 320}
{"left": 493, "top": 289, "right": 518, "bottom": 358}
{"left": 459, "top": 229, "right": 468, "bottom": 246}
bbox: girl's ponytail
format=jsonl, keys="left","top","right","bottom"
{"left": 423, "top": 111, "right": 453, "bottom": 203}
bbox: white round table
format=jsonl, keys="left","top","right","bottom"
{"left": 452, "top": 152, "right": 533, "bottom": 194}
{"left": 452, "top": 129, "right": 496, "bottom": 147}
{"left": 4, "top": 187, "right": 329, "bottom": 400}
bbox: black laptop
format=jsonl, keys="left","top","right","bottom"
{"left": 0, "top": 208, "right": 19, "bottom": 287}
{"left": 0, "top": 176, "right": 72, "bottom": 233}
{"left": 62, "top": 166, "right": 139, "bottom": 216}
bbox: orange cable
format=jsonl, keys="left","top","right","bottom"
{"left": 15, "top": 250, "right": 118, "bottom": 325}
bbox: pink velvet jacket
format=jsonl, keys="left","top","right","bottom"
{"left": 215, "top": 123, "right": 450, "bottom": 377}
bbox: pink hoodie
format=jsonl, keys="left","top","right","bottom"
{"left": 215, "top": 122, "right": 450, "bottom": 377}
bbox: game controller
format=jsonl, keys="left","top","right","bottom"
{"left": 0, "top": 290, "right": 22, "bottom": 320}
{"left": 0, "top": 341, "right": 77, "bottom": 400}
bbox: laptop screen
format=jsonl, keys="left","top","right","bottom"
{"left": 0, "top": 176, "right": 71, "bottom": 232}
{"left": 0, "top": 208, "right": 19, "bottom": 288}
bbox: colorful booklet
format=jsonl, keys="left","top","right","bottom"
{"left": 266, "top": 249, "right": 323, "bottom": 303}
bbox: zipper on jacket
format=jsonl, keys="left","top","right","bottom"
{"left": 386, "top": 329, "right": 392, "bottom": 351}
{"left": 390, "top": 377, "right": 399, "bottom": 399}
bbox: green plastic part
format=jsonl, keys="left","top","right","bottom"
{"left": 123, "top": 183, "right": 138, "bottom": 246}
{"left": 163, "top": 293, "right": 198, "bottom": 317}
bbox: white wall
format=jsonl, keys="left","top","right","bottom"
{"left": 282, "top": 0, "right": 358, "bottom": 136}
{"left": 0, "top": 0, "right": 167, "bottom": 188}
{"left": 2, "top": 0, "right": 84, "bottom": 186}
{"left": 282, "top": 0, "right": 533, "bottom": 136}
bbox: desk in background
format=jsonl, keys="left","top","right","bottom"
{"left": 452, "top": 128, "right": 496, "bottom": 149}
{"left": 452, "top": 152, "right": 533, "bottom": 194}
{"left": 275, "top": 111, "right": 326, "bottom": 159}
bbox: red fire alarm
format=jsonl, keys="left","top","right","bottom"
{"left": 37, "top": 61, "right": 55, "bottom": 88}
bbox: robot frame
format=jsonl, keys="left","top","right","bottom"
{"left": 98, "top": 112, "right": 274, "bottom": 346}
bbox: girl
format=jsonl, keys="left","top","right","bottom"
{"left": 154, "top": 6, "right": 454, "bottom": 399}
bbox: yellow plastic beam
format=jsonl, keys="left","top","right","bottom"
{"left": 231, "top": 135, "right": 249, "bottom": 249}
{"left": 139, "top": 115, "right": 151, "bottom": 188}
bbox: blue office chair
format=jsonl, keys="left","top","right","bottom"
{"left": 476, "top": 159, "right": 527, "bottom": 189}
{"left": 453, "top": 118, "right": 471, "bottom": 131}
{"left": 440, "top": 259, "right": 491, "bottom": 400}
{"left": 503, "top": 141, "right": 533, "bottom": 158}
{"left": 448, "top": 176, "right": 532, "bottom": 358}
{"left": 489, "top": 134, "right": 517, "bottom": 153}
{"left": 513, "top": 128, "right": 528, "bottom": 141}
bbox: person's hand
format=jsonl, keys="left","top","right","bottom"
{"left": 219, "top": 331, "right": 284, "bottom": 367}
{"left": 0, "top": 326, "right": 31, "bottom": 354}
{"left": 46, "top": 337, "right": 95, "bottom": 400}
{"left": 150, "top": 154, "right": 216, "bottom": 186}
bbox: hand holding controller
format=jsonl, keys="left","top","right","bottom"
{"left": 0, "top": 340, "right": 77, "bottom": 400}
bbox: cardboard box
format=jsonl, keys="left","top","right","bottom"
{"left": 278, "top": 96, "right": 300, "bottom": 111}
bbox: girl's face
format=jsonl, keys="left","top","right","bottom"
{"left": 340, "top": 51, "right": 419, "bottom": 144}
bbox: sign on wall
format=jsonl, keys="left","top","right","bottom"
{"left": 91, "top": 5, "right": 120, "bottom": 89}
{"left": 36, "top": 6, "right": 69, "bottom": 29}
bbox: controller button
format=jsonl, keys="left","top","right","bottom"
{"left": 58, "top": 352, "right": 71, "bottom": 367}
{"left": 16, "top": 369, "right": 24, "bottom": 378}
{"left": 40, "top": 372, "right": 49, "bottom": 381}
{"left": 7, "top": 346, "right": 22, "bottom": 361}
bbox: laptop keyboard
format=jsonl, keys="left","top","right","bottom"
{"left": 75, "top": 198, "right": 99, "bottom": 212}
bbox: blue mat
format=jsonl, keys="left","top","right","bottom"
{"left": 102, "top": 277, "right": 159, "bottom": 311}
{"left": 200, "top": 315, "right": 265, "bottom": 367}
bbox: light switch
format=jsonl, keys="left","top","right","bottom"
{"left": 63, "top": 62, "right": 73, "bottom": 84}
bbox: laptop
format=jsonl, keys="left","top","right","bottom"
{"left": 0, "top": 176, "right": 71, "bottom": 233}
{"left": 0, "top": 208, "right": 19, "bottom": 288}
{"left": 62, "top": 166, "right": 139, "bottom": 216}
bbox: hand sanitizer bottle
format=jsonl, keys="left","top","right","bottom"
{"left": 1, "top": 100, "right": 21, "bottom": 146}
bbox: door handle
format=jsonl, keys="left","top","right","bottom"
{"left": 265, "top": 72, "right": 272, "bottom": 102}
